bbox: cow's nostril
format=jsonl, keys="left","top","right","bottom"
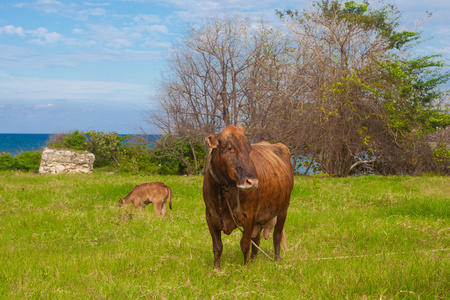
{"left": 246, "top": 178, "right": 259, "bottom": 189}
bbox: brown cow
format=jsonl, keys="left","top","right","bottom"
{"left": 203, "top": 125, "right": 293, "bottom": 268}
{"left": 118, "top": 182, "right": 172, "bottom": 216}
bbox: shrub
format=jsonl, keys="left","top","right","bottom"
{"left": 13, "top": 151, "right": 42, "bottom": 172}
{"left": 47, "top": 130, "right": 86, "bottom": 150}
{"left": 0, "top": 153, "right": 14, "bottom": 170}
{"left": 433, "top": 142, "right": 450, "bottom": 174}
{"left": 83, "top": 131, "right": 125, "bottom": 168}
{"left": 118, "top": 146, "right": 159, "bottom": 175}
{"left": 0, "top": 151, "right": 41, "bottom": 172}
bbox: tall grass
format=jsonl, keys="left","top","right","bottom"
{"left": 0, "top": 171, "right": 449, "bottom": 298}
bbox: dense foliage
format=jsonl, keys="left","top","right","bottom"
{"left": 0, "top": 151, "right": 42, "bottom": 172}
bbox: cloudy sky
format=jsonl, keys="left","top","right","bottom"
{"left": 1, "top": 0, "right": 449, "bottom": 134}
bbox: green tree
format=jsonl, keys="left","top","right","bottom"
{"left": 277, "top": 0, "right": 449, "bottom": 176}
{"left": 83, "top": 131, "right": 125, "bottom": 168}
{"left": 151, "top": 134, "right": 206, "bottom": 175}
{"left": 380, "top": 56, "right": 450, "bottom": 133}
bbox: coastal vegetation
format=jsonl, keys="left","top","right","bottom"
{"left": 0, "top": 131, "right": 191, "bottom": 175}
{"left": 144, "top": 0, "right": 450, "bottom": 176}
{"left": 0, "top": 151, "right": 41, "bottom": 173}
{"left": 1, "top": 171, "right": 449, "bottom": 298}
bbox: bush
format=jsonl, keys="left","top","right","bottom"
{"left": 84, "top": 131, "right": 125, "bottom": 168}
{"left": 0, "top": 153, "right": 15, "bottom": 170}
{"left": 118, "top": 146, "right": 159, "bottom": 175}
{"left": 47, "top": 130, "right": 86, "bottom": 150}
{"left": 0, "top": 151, "right": 41, "bottom": 172}
{"left": 13, "top": 151, "right": 42, "bottom": 172}
{"left": 433, "top": 142, "right": 450, "bottom": 174}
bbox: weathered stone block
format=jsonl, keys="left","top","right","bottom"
{"left": 39, "top": 148, "right": 95, "bottom": 174}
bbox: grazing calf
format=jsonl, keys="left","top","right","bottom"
{"left": 118, "top": 182, "right": 172, "bottom": 216}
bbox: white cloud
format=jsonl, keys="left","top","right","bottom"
{"left": 84, "top": 24, "right": 126, "bottom": 41}
{"left": 0, "top": 43, "right": 162, "bottom": 70}
{"left": 107, "top": 38, "right": 134, "bottom": 49}
{"left": 34, "top": 103, "right": 55, "bottom": 109}
{"left": 12, "top": 3, "right": 26, "bottom": 8}
{"left": 78, "top": 8, "right": 107, "bottom": 17}
{"left": 0, "top": 25, "right": 25, "bottom": 36}
{"left": 0, "top": 73, "right": 150, "bottom": 103}
{"left": 140, "top": 24, "right": 169, "bottom": 35}
{"left": 83, "top": 2, "right": 111, "bottom": 7}
{"left": 80, "top": 22, "right": 171, "bottom": 49}
{"left": 133, "top": 14, "right": 161, "bottom": 24}
{"left": 28, "top": 27, "right": 63, "bottom": 45}
{"left": 72, "top": 28, "right": 84, "bottom": 34}
{"left": 63, "top": 37, "right": 97, "bottom": 47}
{"left": 33, "top": 0, "right": 77, "bottom": 14}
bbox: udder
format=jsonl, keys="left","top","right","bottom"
{"left": 252, "top": 217, "right": 277, "bottom": 239}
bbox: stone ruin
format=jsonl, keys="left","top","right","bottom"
{"left": 39, "top": 148, "right": 95, "bottom": 174}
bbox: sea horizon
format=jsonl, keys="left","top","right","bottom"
{"left": 0, "top": 133, "right": 158, "bottom": 156}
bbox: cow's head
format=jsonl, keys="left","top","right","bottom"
{"left": 206, "top": 125, "right": 259, "bottom": 190}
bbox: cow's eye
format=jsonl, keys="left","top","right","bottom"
{"left": 227, "top": 146, "right": 233, "bottom": 152}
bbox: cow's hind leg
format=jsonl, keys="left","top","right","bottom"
{"left": 153, "top": 199, "right": 163, "bottom": 216}
{"left": 160, "top": 197, "right": 168, "bottom": 217}
{"left": 273, "top": 212, "right": 287, "bottom": 260}
{"left": 250, "top": 231, "right": 261, "bottom": 260}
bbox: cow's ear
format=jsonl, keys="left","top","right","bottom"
{"left": 206, "top": 134, "right": 218, "bottom": 148}
{"left": 236, "top": 124, "right": 246, "bottom": 134}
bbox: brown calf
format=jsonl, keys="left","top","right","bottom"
{"left": 118, "top": 182, "right": 172, "bottom": 216}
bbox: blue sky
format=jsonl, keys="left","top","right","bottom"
{"left": 1, "top": 0, "right": 449, "bottom": 134}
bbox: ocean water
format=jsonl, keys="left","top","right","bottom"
{"left": 0, "top": 134, "right": 51, "bottom": 156}
{"left": 0, "top": 133, "right": 160, "bottom": 156}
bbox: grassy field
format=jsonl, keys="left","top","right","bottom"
{"left": 0, "top": 171, "right": 449, "bottom": 299}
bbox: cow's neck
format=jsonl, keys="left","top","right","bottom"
{"left": 207, "top": 152, "right": 241, "bottom": 213}
{"left": 219, "top": 185, "right": 241, "bottom": 213}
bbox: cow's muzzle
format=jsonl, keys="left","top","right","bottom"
{"left": 237, "top": 177, "right": 259, "bottom": 191}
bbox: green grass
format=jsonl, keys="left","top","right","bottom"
{"left": 0, "top": 171, "right": 449, "bottom": 299}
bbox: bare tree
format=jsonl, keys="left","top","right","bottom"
{"left": 144, "top": 14, "right": 291, "bottom": 174}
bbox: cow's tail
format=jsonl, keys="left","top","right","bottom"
{"left": 167, "top": 186, "right": 172, "bottom": 210}
{"left": 281, "top": 229, "right": 287, "bottom": 252}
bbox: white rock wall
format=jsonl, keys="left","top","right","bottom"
{"left": 39, "top": 148, "right": 95, "bottom": 174}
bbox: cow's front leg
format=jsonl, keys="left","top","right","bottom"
{"left": 240, "top": 220, "right": 255, "bottom": 265}
{"left": 206, "top": 216, "right": 223, "bottom": 269}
